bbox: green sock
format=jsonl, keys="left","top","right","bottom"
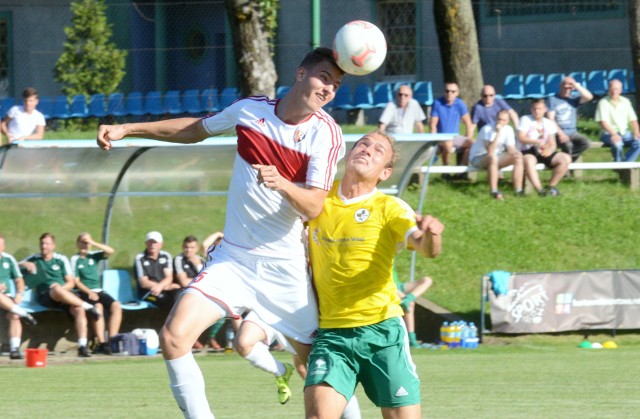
{"left": 401, "top": 293, "right": 416, "bottom": 311}
{"left": 409, "top": 332, "right": 419, "bottom": 346}
{"left": 208, "top": 319, "right": 225, "bottom": 339}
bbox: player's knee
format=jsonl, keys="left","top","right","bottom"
{"left": 233, "top": 333, "right": 254, "bottom": 356}
{"left": 420, "top": 276, "right": 433, "bottom": 288}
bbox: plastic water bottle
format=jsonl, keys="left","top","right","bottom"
{"left": 225, "top": 323, "right": 235, "bottom": 351}
{"left": 469, "top": 322, "right": 478, "bottom": 339}
{"left": 460, "top": 321, "right": 469, "bottom": 347}
{"left": 440, "top": 322, "right": 449, "bottom": 345}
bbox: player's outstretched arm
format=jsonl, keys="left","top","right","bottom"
{"left": 97, "top": 118, "right": 210, "bottom": 151}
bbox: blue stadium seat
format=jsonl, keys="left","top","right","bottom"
{"left": 200, "top": 88, "right": 219, "bottom": 113}
{"left": 51, "top": 95, "right": 70, "bottom": 119}
{"left": 502, "top": 74, "right": 524, "bottom": 100}
{"left": 124, "top": 91, "right": 144, "bottom": 116}
{"left": 163, "top": 90, "right": 183, "bottom": 115}
{"left": 393, "top": 81, "right": 413, "bottom": 92}
{"left": 219, "top": 87, "right": 239, "bottom": 109}
{"left": 276, "top": 86, "right": 290, "bottom": 99}
{"left": 372, "top": 83, "right": 393, "bottom": 108}
{"left": 352, "top": 83, "right": 373, "bottom": 109}
{"left": 524, "top": 74, "right": 546, "bottom": 98}
{"left": 1, "top": 97, "right": 15, "bottom": 116}
{"left": 628, "top": 71, "right": 636, "bottom": 93}
{"left": 19, "top": 288, "right": 55, "bottom": 313}
{"left": 587, "top": 70, "right": 608, "bottom": 95}
{"left": 329, "top": 85, "right": 353, "bottom": 110}
{"left": 102, "top": 269, "right": 155, "bottom": 310}
{"left": 87, "top": 93, "right": 107, "bottom": 118}
{"left": 68, "top": 95, "right": 88, "bottom": 118}
{"left": 36, "top": 95, "right": 53, "bottom": 119}
{"left": 607, "top": 69, "right": 628, "bottom": 92}
{"left": 107, "top": 93, "right": 126, "bottom": 117}
{"left": 545, "top": 73, "right": 565, "bottom": 97}
{"left": 569, "top": 71, "right": 586, "bottom": 86}
{"left": 413, "top": 81, "right": 433, "bottom": 106}
{"left": 144, "top": 91, "right": 164, "bottom": 116}
{"left": 182, "top": 89, "right": 202, "bottom": 114}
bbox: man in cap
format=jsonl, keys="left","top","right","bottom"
{"left": 133, "top": 231, "right": 179, "bottom": 311}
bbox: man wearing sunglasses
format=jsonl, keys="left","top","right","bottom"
{"left": 470, "top": 85, "right": 519, "bottom": 133}
{"left": 378, "top": 84, "right": 426, "bottom": 134}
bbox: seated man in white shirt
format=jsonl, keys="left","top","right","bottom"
{"left": 1, "top": 87, "right": 46, "bottom": 144}
{"left": 469, "top": 110, "right": 523, "bottom": 200}
{"left": 378, "top": 84, "right": 426, "bottom": 134}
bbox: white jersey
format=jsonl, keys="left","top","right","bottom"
{"left": 6, "top": 105, "right": 46, "bottom": 138}
{"left": 202, "top": 96, "right": 344, "bottom": 257}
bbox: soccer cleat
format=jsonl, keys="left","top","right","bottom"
{"left": 87, "top": 306, "right": 101, "bottom": 321}
{"left": 22, "top": 313, "right": 38, "bottom": 326}
{"left": 78, "top": 345, "right": 91, "bottom": 358}
{"left": 275, "top": 363, "right": 294, "bottom": 405}
{"left": 10, "top": 350, "right": 23, "bottom": 360}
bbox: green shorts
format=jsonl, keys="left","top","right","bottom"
{"left": 305, "top": 317, "right": 421, "bottom": 408}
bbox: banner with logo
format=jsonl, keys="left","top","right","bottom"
{"left": 488, "top": 270, "right": 640, "bottom": 333}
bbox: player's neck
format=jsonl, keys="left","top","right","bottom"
{"left": 276, "top": 96, "right": 314, "bottom": 124}
{"left": 340, "top": 177, "right": 376, "bottom": 200}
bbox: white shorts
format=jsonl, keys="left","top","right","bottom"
{"left": 244, "top": 311, "right": 296, "bottom": 354}
{"left": 187, "top": 241, "right": 318, "bottom": 344}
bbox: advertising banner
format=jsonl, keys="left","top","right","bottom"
{"left": 488, "top": 270, "right": 640, "bottom": 333}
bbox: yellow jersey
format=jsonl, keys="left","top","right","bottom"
{"left": 308, "top": 180, "right": 418, "bottom": 328}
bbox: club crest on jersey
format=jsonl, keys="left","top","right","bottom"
{"left": 255, "top": 118, "right": 265, "bottom": 126}
{"left": 354, "top": 208, "right": 370, "bottom": 223}
{"left": 294, "top": 128, "right": 306, "bottom": 143}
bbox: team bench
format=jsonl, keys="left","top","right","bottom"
{"left": 418, "top": 161, "right": 640, "bottom": 191}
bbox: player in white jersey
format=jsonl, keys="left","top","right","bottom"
{"left": 97, "top": 47, "right": 345, "bottom": 418}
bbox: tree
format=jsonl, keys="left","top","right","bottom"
{"left": 54, "top": 0, "right": 127, "bottom": 98}
{"left": 225, "top": 0, "right": 279, "bottom": 98}
{"left": 629, "top": 0, "right": 640, "bottom": 105}
{"left": 433, "top": 0, "right": 484, "bottom": 107}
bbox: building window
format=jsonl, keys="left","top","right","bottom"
{"left": 379, "top": 0, "right": 416, "bottom": 77}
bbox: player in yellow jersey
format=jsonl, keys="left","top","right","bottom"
{"left": 304, "top": 130, "right": 444, "bottom": 419}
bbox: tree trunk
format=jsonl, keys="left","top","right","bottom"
{"left": 225, "top": 0, "right": 277, "bottom": 98}
{"left": 433, "top": 0, "right": 484, "bottom": 107}
{"left": 629, "top": 0, "right": 640, "bottom": 105}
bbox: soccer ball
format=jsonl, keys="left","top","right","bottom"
{"left": 332, "top": 20, "right": 387, "bottom": 76}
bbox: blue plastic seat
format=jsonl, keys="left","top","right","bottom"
{"left": 587, "top": 70, "right": 608, "bottom": 95}
{"left": 219, "top": 87, "right": 239, "bottom": 109}
{"left": 545, "top": 73, "right": 565, "bottom": 97}
{"left": 569, "top": 71, "right": 586, "bottom": 86}
{"left": 276, "top": 86, "right": 290, "bottom": 99}
{"left": 102, "top": 269, "right": 155, "bottom": 310}
{"left": 524, "top": 74, "right": 546, "bottom": 98}
{"left": 144, "top": 91, "right": 164, "bottom": 116}
{"left": 182, "top": 89, "right": 202, "bottom": 114}
{"left": 413, "top": 81, "right": 433, "bottom": 106}
{"left": 607, "top": 69, "right": 628, "bottom": 92}
{"left": 68, "top": 95, "right": 88, "bottom": 118}
{"left": 200, "top": 88, "right": 219, "bottom": 113}
{"left": 352, "top": 83, "right": 373, "bottom": 109}
{"left": 1, "top": 97, "right": 15, "bottom": 116}
{"left": 36, "top": 95, "right": 54, "bottom": 119}
{"left": 164, "top": 90, "right": 183, "bottom": 115}
{"left": 88, "top": 93, "right": 108, "bottom": 118}
{"left": 124, "top": 91, "right": 144, "bottom": 116}
{"left": 372, "top": 83, "right": 393, "bottom": 108}
{"left": 502, "top": 74, "right": 524, "bottom": 100}
{"left": 629, "top": 71, "right": 636, "bottom": 93}
{"left": 19, "top": 288, "right": 56, "bottom": 313}
{"left": 329, "top": 85, "right": 353, "bottom": 110}
{"left": 107, "top": 93, "right": 126, "bottom": 117}
{"left": 51, "top": 95, "right": 70, "bottom": 119}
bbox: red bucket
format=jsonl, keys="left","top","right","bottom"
{"left": 25, "top": 348, "right": 48, "bottom": 368}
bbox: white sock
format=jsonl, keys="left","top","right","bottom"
{"left": 78, "top": 337, "right": 88, "bottom": 347}
{"left": 342, "top": 395, "right": 362, "bottom": 419}
{"left": 10, "top": 305, "right": 28, "bottom": 317}
{"left": 166, "top": 352, "right": 215, "bottom": 419}
{"left": 81, "top": 302, "right": 93, "bottom": 310}
{"left": 244, "top": 341, "right": 285, "bottom": 376}
{"left": 10, "top": 337, "right": 21, "bottom": 351}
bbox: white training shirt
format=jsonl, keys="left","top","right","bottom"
{"left": 469, "top": 124, "right": 516, "bottom": 160}
{"left": 517, "top": 115, "right": 557, "bottom": 151}
{"left": 6, "top": 106, "right": 46, "bottom": 138}
{"left": 202, "top": 96, "right": 344, "bottom": 257}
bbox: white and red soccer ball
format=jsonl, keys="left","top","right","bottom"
{"left": 332, "top": 20, "right": 387, "bottom": 76}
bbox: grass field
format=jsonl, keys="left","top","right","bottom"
{"left": 3, "top": 333, "right": 640, "bottom": 418}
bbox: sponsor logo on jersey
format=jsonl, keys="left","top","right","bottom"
{"left": 395, "top": 386, "right": 409, "bottom": 397}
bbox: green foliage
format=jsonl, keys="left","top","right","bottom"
{"left": 257, "top": 0, "right": 279, "bottom": 53}
{"left": 53, "top": 0, "right": 127, "bottom": 98}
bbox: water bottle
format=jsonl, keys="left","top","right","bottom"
{"left": 225, "top": 323, "right": 235, "bottom": 351}
{"left": 469, "top": 322, "right": 478, "bottom": 339}
{"left": 440, "top": 321, "right": 449, "bottom": 345}
{"left": 460, "top": 321, "right": 469, "bottom": 347}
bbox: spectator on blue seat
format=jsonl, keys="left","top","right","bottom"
{"left": 71, "top": 232, "right": 122, "bottom": 355}
{"left": 1, "top": 87, "right": 46, "bottom": 144}
{"left": 19, "top": 233, "right": 99, "bottom": 357}
{"left": 430, "top": 82, "right": 474, "bottom": 167}
{"left": 517, "top": 99, "right": 571, "bottom": 197}
{"left": 470, "top": 84, "right": 519, "bottom": 132}
{"left": 0, "top": 234, "right": 36, "bottom": 360}
{"left": 547, "top": 76, "right": 593, "bottom": 162}
{"left": 595, "top": 79, "right": 640, "bottom": 162}
{"left": 378, "top": 84, "right": 426, "bottom": 134}
{"left": 134, "top": 231, "right": 178, "bottom": 312}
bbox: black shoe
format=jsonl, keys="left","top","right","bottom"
{"left": 78, "top": 346, "right": 91, "bottom": 358}
{"left": 9, "top": 350, "right": 23, "bottom": 360}
{"left": 87, "top": 307, "right": 101, "bottom": 321}
{"left": 537, "top": 188, "right": 548, "bottom": 197}
{"left": 93, "top": 342, "right": 112, "bottom": 355}
{"left": 22, "top": 313, "right": 38, "bottom": 326}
